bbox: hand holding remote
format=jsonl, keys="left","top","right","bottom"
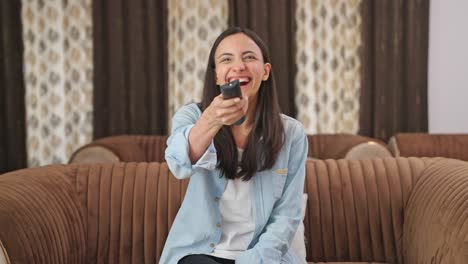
{"left": 219, "top": 80, "right": 245, "bottom": 126}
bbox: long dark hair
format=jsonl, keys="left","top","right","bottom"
{"left": 200, "top": 27, "right": 284, "bottom": 181}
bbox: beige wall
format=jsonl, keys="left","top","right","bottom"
{"left": 429, "top": 0, "right": 468, "bottom": 133}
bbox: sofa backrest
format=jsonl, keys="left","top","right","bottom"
{"left": 69, "top": 135, "right": 169, "bottom": 163}
{"left": 388, "top": 133, "right": 468, "bottom": 161}
{"left": 72, "top": 162, "right": 188, "bottom": 263}
{"left": 70, "top": 134, "right": 391, "bottom": 164}
{"left": 307, "top": 134, "right": 392, "bottom": 160}
{"left": 71, "top": 158, "right": 430, "bottom": 263}
{"left": 303, "top": 157, "right": 431, "bottom": 263}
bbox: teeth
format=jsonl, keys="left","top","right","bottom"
{"left": 229, "top": 77, "right": 250, "bottom": 83}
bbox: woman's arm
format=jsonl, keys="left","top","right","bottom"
{"left": 165, "top": 96, "right": 247, "bottom": 179}
{"left": 187, "top": 95, "right": 246, "bottom": 162}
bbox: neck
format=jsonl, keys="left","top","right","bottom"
{"left": 231, "top": 96, "right": 256, "bottom": 147}
{"left": 244, "top": 94, "right": 257, "bottom": 126}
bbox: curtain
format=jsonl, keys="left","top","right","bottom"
{"left": 295, "top": 0, "right": 362, "bottom": 134}
{"left": 167, "top": 0, "right": 228, "bottom": 120}
{"left": 0, "top": 1, "right": 27, "bottom": 173}
{"left": 360, "top": 0, "right": 429, "bottom": 141}
{"left": 93, "top": 0, "right": 168, "bottom": 137}
{"left": 22, "top": 0, "right": 93, "bottom": 166}
{"left": 228, "top": 0, "right": 297, "bottom": 117}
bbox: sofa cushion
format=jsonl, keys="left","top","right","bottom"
{"left": 69, "top": 145, "right": 120, "bottom": 164}
{"left": 0, "top": 238, "right": 10, "bottom": 264}
{"left": 344, "top": 141, "right": 392, "bottom": 159}
{"left": 303, "top": 158, "right": 432, "bottom": 263}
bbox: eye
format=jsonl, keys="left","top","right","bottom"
{"left": 244, "top": 55, "right": 257, "bottom": 61}
{"left": 219, "top": 57, "right": 232, "bottom": 63}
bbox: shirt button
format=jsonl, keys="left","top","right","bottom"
{"left": 216, "top": 222, "right": 221, "bottom": 228}
{"left": 210, "top": 243, "right": 215, "bottom": 248}
{"left": 214, "top": 197, "right": 219, "bottom": 202}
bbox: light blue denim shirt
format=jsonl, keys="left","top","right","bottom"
{"left": 160, "top": 103, "right": 308, "bottom": 264}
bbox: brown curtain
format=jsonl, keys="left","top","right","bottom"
{"left": 228, "top": 0, "right": 297, "bottom": 117}
{"left": 360, "top": 0, "right": 429, "bottom": 141}
{"left": 0, "top": 1, "right": 27, "bottom": 173}
{"left": 93, "top": 0, "right": 168, "bottom": 138}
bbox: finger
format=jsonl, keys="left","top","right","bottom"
{"left": 215, "top": 103, "right": 244, "bottom": 118}
{"left": 220, "top": 111, "right": 245, "bottom": 125}
{"left": 212, "top": 94, "right": 225, "bottom": 106}
{"left": 219, "top": 97, "right": 241, "bottom": 108}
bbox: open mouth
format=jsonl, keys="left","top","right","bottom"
{"left": 228, "top": 77, "right": 251, "bottom": 87}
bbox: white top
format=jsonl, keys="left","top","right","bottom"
{"left": 211, "top": 149, "right": 255, "bottom": 260}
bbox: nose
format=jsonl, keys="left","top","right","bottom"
{"left": 231, "top": 59, "right": 246, "bottom": 72}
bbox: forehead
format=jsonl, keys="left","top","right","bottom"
{"left": 215, "top": 33, "right": 262, "bottom": 56}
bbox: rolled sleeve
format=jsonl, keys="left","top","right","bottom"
{"left": 165, "top": 104, "right": 218, "bottom": 179}
{"left": 185, "top": 126, "right": 217, "bottom": 171}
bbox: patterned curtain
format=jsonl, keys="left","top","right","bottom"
{"left": 295, "top": 0, "right": 362, "bottom": 134}
{"left": 0, "top": 1, "right": 27, "bottom": 173}
{"left": 167, "top": 0, "right": 228, "bottom": 120}
{"left": 12, "top": 0, "right": 428, "bottom": 168}
{"left": 22, "top": 0, "right": 93, "bottom": 166}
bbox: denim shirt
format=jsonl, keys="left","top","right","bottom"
{"left": 160, "top": 103, "right": 308, "bottom": 264}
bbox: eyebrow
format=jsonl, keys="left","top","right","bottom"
{"left": 216, "top": 50, "right": 257, "bottom": 59}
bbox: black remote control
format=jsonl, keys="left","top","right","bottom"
{"left": 219, "top": 80, "right": 245, "bottom": 126}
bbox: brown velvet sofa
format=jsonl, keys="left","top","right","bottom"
{"left": 388, "top": 133, "right": 468, "bottom": 161}
{"left": 306, "top": 134, "right": 391, "bottom": 160}
{"left": 69, "top": 135, "right": 169, "bottom": 164}
{"left": 69, "top": 134, "right": 392, "bottom": 164}
{"left": 1, "top": 157, "right": 467, "bottom": 263}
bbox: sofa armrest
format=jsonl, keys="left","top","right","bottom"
{"left": 403, "top": 158, "right": 468, "bottom": 263}
{"left": 0, "top": 166, "right": 86, "bottom": 264}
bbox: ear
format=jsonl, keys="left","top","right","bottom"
{"left": 263, "top": 63, "right": 271, "bottom": 81}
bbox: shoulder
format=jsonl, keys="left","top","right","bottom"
{"left": 176, "top": 103, "right": 201, "bottom": 115}
{"left": 169, "top": 103, "right": 203, "bottom": 130}
{"left": 172, "top": 103, "right": 202, "bottom": 121}
{"left": 279, "top": 114, "right": 308, "bottom": 158}
{"left": 280, "top": 114, "right": 306, "bottom": 140}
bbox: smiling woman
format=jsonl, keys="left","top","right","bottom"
{"left": 214, "top": 33, "right": 271, "bottom": 102}
{"left": 160, "top": 28, "right": 308, "bottom": 264}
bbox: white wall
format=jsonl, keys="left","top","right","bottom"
{"left": 428, "top": 0, "right": 468, "bottom": 133}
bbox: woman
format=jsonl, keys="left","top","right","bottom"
{"left": 161, "top": 27, "right": 308, "bottom": 264}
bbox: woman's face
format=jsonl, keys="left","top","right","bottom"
{"left": 214, "top": 33, "right": 271, "bottom": 99}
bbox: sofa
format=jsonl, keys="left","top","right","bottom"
{"left": 388, "top": 133, "right": 468, "bottom": 161}
{"left": 306, "top": 134, "right": 391, "bottom": 160}
{"left": 69, "top": 135, "right": 169, "bottom": 164}
{"left": 69, "top": 134, "right": 392, "bottom": 164}
{"left": 1, "top": 157, "right": 467, "bottom": 263}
